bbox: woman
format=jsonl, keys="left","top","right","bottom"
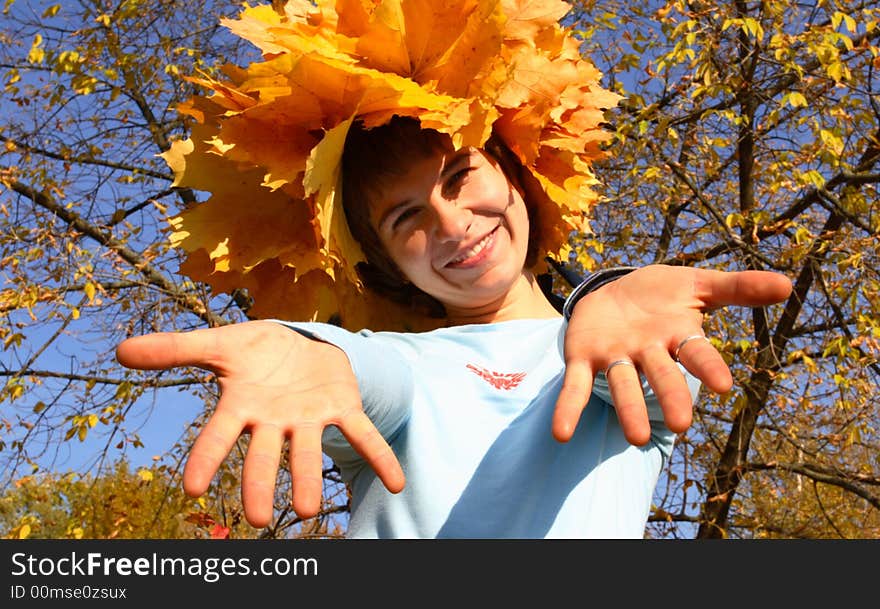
{"left": 116, "top": 117, "right": 791, "bottom": 537}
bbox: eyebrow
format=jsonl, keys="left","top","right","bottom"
{"left": 376, "top": 148, "right": 475, "bottom": 231}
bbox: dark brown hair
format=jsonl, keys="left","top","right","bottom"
{"left": 341, "top": 115, "right": 542, "bottom": 317}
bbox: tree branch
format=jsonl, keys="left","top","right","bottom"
{"left": 0, "top": 369, "right": 200, "bottom": 388}
{"left": 6, "top": 138, "right": 170, "bottom": 180}
{"left": 745, "top": 460, "right": 880, "bottom": 505}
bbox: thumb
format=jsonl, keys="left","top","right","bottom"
{"left": 116, "top": 329, "right": 220, "bottom": 372}
{"left": 696, "top": 269, "right": 793, "bottom": 310}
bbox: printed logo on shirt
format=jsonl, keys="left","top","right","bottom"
{"left": 466, "top": 364, "right": 526, "bottom": 390}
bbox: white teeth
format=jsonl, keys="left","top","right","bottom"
{"left": 451, "top": 230, "right": 494, "bottom": 264}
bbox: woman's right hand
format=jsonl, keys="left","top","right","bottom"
{"left": 116, "top": 320, "right": 405, "bottom": 528}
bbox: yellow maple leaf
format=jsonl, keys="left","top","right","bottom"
{"left": 502, "top": 0, "right": 573, "bottom": 45}
{"left": 172, "top": 186, "right": 319, "bottom": 274}
{"left": 304, "top": 116, "right": 364, "bottom": 283}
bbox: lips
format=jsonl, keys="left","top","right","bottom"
{"left": 444, "top": 225, "right": 499, "bottom": 268}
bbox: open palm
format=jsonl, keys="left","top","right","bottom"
{"left": 116, "top": 320, "right": 405, "bottom": 528}
{"left": 555, "top": 265, "right": 793, "bottom": 445}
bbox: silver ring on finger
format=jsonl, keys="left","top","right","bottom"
{"left": 605, "top": 358, "right": 636, "bottom": 377}
{"left": 673, "top": 334, "right": 710, "bottom": 362}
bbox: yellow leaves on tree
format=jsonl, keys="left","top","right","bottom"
{"left": 164, "top": 0, "right": 620, "bottom": 330}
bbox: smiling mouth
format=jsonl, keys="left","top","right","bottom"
{"left": 446, "top": 225, "right": 499, "bottom": 268}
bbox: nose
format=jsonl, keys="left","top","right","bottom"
{"left": 429, "top": 192, "right": 471, "bottom": 243}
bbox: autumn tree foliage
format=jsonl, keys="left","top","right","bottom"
{"left": 1, "top": 0, "right": 878, "bottom": 538}
{"left": 0, "top": 460, "right": 253, "bottom": 540}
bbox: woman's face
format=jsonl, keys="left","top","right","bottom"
{"left": 367, "top": 143, "right": 531, "bottom": 316}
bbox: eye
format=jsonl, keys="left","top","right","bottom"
{"left": 443, "top": 166, "right": 474, "bottom": 195}
{"left": 391, "top": 206, "right": 420, "bottom": 230}
{"left": 451, "top": 167, "right": 473, "bottom": 183}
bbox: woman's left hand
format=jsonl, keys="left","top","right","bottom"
{"left": 556, "top": 264, "right": 792, "bottom": 445}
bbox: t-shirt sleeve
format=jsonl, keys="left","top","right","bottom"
{"left": 269, "top": 320, "right": 413, "bottom": 470}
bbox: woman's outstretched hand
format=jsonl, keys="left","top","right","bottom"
{"left": 116, "top": 320, "right": 405, "bottom": 528}
{"left": 556, "top": 265, "right": 793, "bottom": 445}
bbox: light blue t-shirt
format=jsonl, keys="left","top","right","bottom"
{"left": 278, "top": 316, "right": 700, "bottom": 538}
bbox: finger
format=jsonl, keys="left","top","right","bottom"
{"left": 606, "top": 361, "right": 651, "bottom": 446}
{"left": 115, "top": 328, "right": 221, "bottom": 371}
{"left": 553, "top": 360, "right": 595, "bottom": 442}
{"left": 241, "top": 424, "right": 284, "bottom": 528}
{"left": 638, "top": 345, "right": 693, "bottom": 434}
{"left": 337, "top": 409, "right": 405, "bottom": 494}
{"left": 693, "top": 269, "right": 793, "bottom": 309}
{"left": 183, "top": 405, "right": 245, "bottom": 498}
{"left": 288, "top": 423, "right": 325, "bottom": 519}
{"left": 675, "top": 337, "right": 733, "bottom": 394}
